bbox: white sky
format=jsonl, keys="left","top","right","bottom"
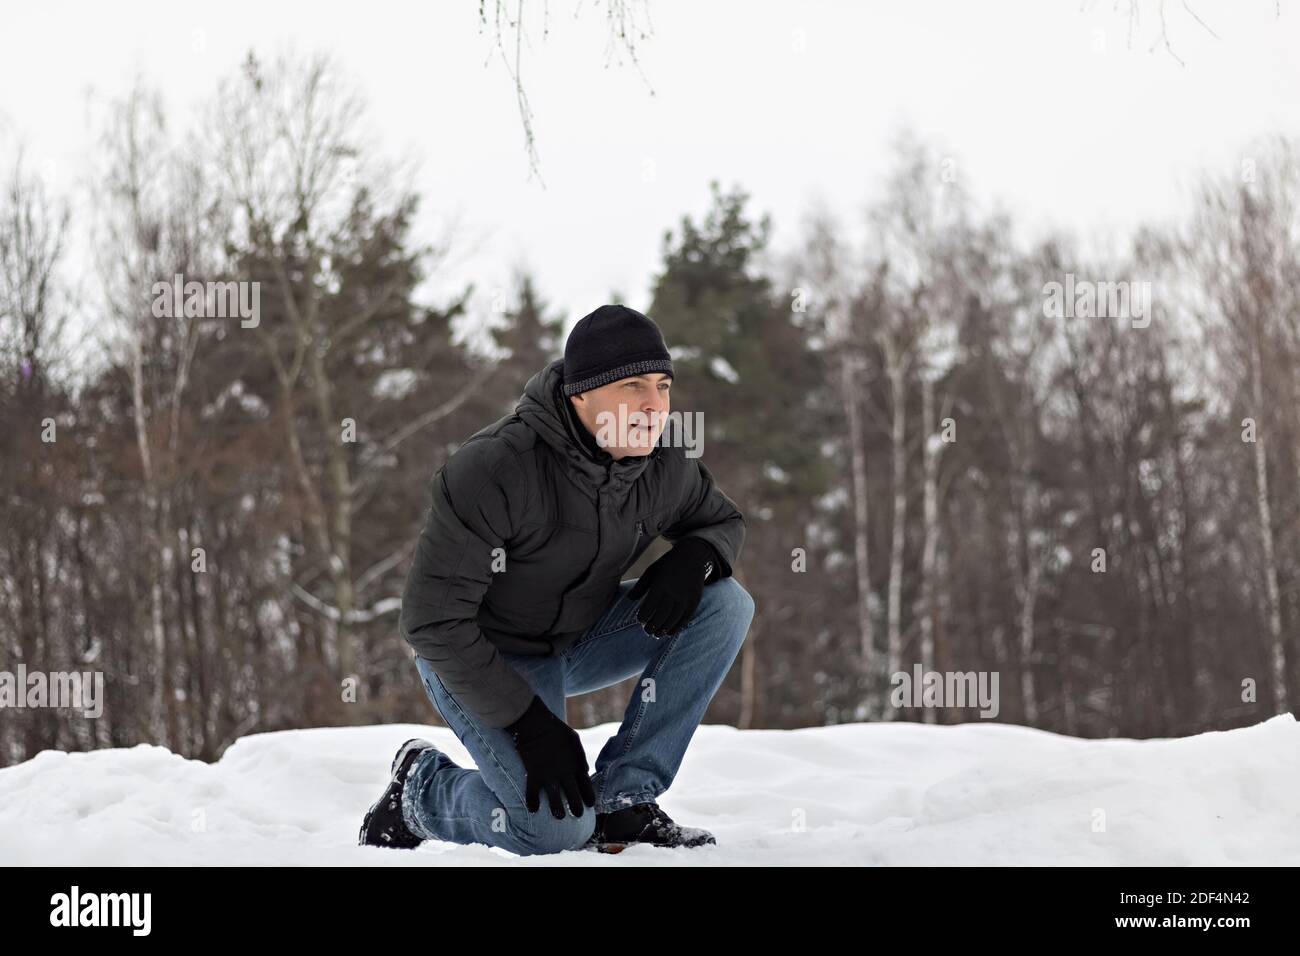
{"left": 3, "top": 0, "right": 1299, "bottom": 343}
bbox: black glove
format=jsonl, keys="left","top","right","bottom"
{"left": 627, "top": 537, "right": 720, "bottom": 638}
{"left": 505, "top": 695, "right": 596, "bottom": 819}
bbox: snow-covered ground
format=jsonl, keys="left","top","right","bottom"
{"left": 2, "top": 715, "right": 1296, "bottom": 865}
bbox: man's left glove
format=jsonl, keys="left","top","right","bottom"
{"left": 627, "top": 537, "right": 720, "bottom": 638}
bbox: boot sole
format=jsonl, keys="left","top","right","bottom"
{"left": 583, "top": 841, "right": 630, "bottom": 854}
{"left": 358, "top": 738, "right": 434, "bottom": 848}
{"left": 582, "top": 838, "right": 713, "bottom": 852}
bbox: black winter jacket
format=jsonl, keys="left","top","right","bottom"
{"left": 398, "top": 357, "right": 746, "bottom": 728}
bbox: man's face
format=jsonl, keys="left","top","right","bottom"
{"left": 569, "top": 373, "right": 672, "bottom": 460}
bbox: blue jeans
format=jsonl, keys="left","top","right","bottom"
{"left": 401, "top": 576, "right": 755, "bottom": 856}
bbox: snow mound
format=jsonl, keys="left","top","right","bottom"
{"left": 2, "top": 715, "right": 1296, "bottom": 865}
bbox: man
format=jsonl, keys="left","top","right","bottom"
{"left": 358, "top": 304, "right": 753, "bottom": 855}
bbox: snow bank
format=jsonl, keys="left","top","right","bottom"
{"left": 2, "top": 715, "right": 1296, "bottom": 865}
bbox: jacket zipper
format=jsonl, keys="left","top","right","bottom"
{"left": 624, "top": 519, "right": 645, "bottom": 566}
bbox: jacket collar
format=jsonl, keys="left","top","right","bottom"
{"left": 516, "top": 358, "right": 661, "bottom": 495}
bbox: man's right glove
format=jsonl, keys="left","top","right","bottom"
{"left": 627, "top": 537, "right": 719, "bottom": 638}
{"left": 505, "top": 694, "right": 596, "bottom": 820}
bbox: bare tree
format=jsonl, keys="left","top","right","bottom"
{"left": 92, "top": 84, "right": 211, "bottom": 747}
{"left": 0, "top": 148, "right": 71, "bottom": 760}
{"left": 798, "top": 206, "right": 876, "bottom": 682}
{"left": 1187, "top": 152, "right": 1295, "bottom": 715}
{"left": 478, "top": 0, "right": 655, "bottom": 182}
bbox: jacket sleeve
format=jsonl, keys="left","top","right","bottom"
{"left": 661, "top": 457, "right": 746, "bottom": 584}
{"left": 398, "top": 439, "right": 537, "bottom": 729}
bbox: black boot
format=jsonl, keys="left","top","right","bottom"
{"left": 583, "top": 802, "right": 716, "bottom": 852}
{"left": 358, "top": 738, "right": 434, "bottom": 849}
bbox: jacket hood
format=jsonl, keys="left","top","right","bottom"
{"left": 515, "top": 357, "right": 661, "bottom": 493}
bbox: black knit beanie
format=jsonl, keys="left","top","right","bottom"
{"left": 561, "top": 305, "right": 674, "bottom": 397}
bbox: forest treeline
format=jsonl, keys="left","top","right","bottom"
{"left": 2, "top": 52, "right": 1298, "bottom": 765}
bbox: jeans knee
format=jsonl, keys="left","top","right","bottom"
{"left": 509, "top": 807, "right": 597, "bottom": 856}
{"left": 714, "top": 577, "right": 755, "bottom": 626}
